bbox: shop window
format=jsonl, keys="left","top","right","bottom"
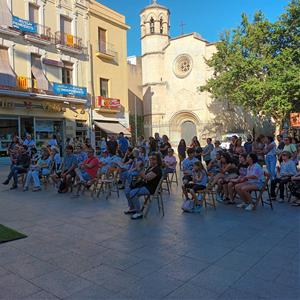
{"left": 98, "top": 27, "right": 106, "bottom": 53}
{"left": 150, "top": 17, "right": 155, "bottom": 34}
{"left": 29, "top": 3, "right": 39, "bottom": 24}
{"left": 62, "top": 62, "right": 73, "bottom": 84}
{"left": 100, "top": 78, "right": 109, "bottom": 98}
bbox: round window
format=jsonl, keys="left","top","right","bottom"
{"left": 173, "top": 54, "right": 193, "bottom": 78}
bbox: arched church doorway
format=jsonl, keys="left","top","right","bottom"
{"left": 181, "top": 121, "right": 197, "bottom": 144}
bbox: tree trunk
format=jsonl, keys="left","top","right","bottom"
{"left": 275, "top": 122, "right": 281, "bottom": 136}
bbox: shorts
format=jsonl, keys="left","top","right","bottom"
{"left": 184, "top": 183, "right": 206, "bottom": 192}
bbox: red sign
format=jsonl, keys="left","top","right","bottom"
{"left": 96, "top": 96, "right": 121, "bottom": 110}
{"left": 290, "top": 113, "right": 300, "bottom": 128}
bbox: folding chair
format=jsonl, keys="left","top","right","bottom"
{"left": 168, "top": 168, "right": 178, "bottom": 187}
{"left": 142, "top": 176, "right": 165, "bottom": 218}
{"left": 253, "top": 173, "right": 273, "bottom": 210}
{"left": 197, "top": 187, "right": 217, "bottom": 210}
{"left": 96, "top": 168, "right": 119, "bottom": 200}
{"left": 161, "top": 173, "right": 170, "bottom": 194}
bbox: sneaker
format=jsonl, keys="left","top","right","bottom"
{"left": 278, "top": 198, "right": 284, "bottom": 203}
{"left": 2, "top": 180, "right": 9, "bottom": 185}
{"left": 131, "top": 213, "right": 143, "bottom": 220}
{"left": 33, "top": 187, "right": 41, "bottom": 192}
{"left": 245, "top": 203, "right": 255, "bottom": 211}
{"left": 124, "top": 209, "right": 136, "bottom": 215}
{"left": 236, "top": 202, "right": 247, "bottom": 208}
{"left": 216, "top": 193, "right": 223, "bottom": 202}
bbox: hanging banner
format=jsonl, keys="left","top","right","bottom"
{"left": 96, "top": 96, "right": 121, "bottom": 110}
{"left": 53, "top": 83, "right": 87, "bottom": 98}
{"left": 12, "top": 16, "right": 37, "bottom": 33}
{"left": 66, "top": 34, "right": 74, "bottom": 46}
{"left": 290, "top": 113, "right": 300, "bottom": 128}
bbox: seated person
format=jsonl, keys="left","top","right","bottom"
{"left": 50, "top": 147, "right": 61, "bottom": 174}
{"left": 182, "top": 161, "right": 208, "bottom": 211}
{"left": 207, "top": 151, "right": 222, "bottom": 176}
{"left": 3, "top": 145, "right": 30, "bottom": 190}
{"left": 51, "top": 145, "right": 78, "bottom": 193}
{"left": 270, "top": 151, "right": 297, "bottom": 202}
{"left": 124, "top": 152, "right": 162, "bottom": 220}
{"left": 290, "top": 173, "right": 300, "bottom": 206}
{"left": 235, "top": 153, "right": 265, "bottom": 211}
{"left": 98, "top": 150, "right": 111, "bottom": 175}
{"left": 24, "top": 151, "right": 51, "bottom": 192}
{"left": 73, "top": 148, "right": 99, "bottom": 196}
{"left": 163, "top": 148, "right": 177, "bottom": 174}
{"left": 139, "top": 146, "right": 149, "bottom": 166}
{"left": 224, "top": 153, "right": 248, "bottom": 204}
{"left": 74, "top": 145, "right": 88, "bottom": 167}
{"left": 182, "top": 148, "right": 198, "bottom": 185}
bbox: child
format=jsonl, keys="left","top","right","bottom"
{"left": 182, "top": 161, "right": 208, "bottom": 212}
{"left": 182, "top": 148, "right": 198, "bottom": 185}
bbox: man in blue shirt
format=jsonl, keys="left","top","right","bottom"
{"left": 118, "top": 132, "right": 129, "bottom": 156}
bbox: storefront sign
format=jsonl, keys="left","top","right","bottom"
{"left": 0, "top": 100, "right": 15, "bottom": 109}
{"left": 12, "top": 16, "right": 37, "bottom": 33}
{"left": 96, "top": 96, "right": 121, "bottom": 110}
{"left": 42, "top": 102, "right": 63, "bottom": 112}
{"left": 290, "top": 112, "right": 300, "bottom": 128}
{"left": 53, "top": 83, "right": 87, "bottom": 98}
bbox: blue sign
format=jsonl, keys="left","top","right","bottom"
{"left": 12, "top": 16, "right": 37, "bottom": 33}
{"left": 53, "top": 83, "right": 87, "bottom": 98}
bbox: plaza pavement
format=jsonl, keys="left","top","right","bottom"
{"left": 0, "top": 165, "right": 299, "bottom": 300}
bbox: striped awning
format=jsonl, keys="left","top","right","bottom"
{"left": 94, "top": 121, "right": 131, "bottom": 136}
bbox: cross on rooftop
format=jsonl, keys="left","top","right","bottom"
{"left": 180, "top": 21, "right": 187, "bottom": 35}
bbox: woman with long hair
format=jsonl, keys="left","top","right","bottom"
{"left": 177, "top": 139, "right": 186, "bottom": 169}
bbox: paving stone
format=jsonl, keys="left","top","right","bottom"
{"left": 30, "top": 270, "right": 92, "bottom": 298}
{"left": 23, "top": 290, "right": 60, "bottom": 299}
{"left": 218, "top": 288, "right": 267, "bottom": 300}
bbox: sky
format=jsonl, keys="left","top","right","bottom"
{"left": 97, "top": 0, "right": 291, "bottom": 56}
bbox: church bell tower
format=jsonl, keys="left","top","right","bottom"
{"left": 140, "top": 0, "right": 170, "bottom": 137}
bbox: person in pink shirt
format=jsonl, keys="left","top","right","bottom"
{"left": 163, "top": 148, "right": 177, "bottom": 174}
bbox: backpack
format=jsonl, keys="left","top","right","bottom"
{"left": 181, "top": 199, "right": 194, "bottom": 212}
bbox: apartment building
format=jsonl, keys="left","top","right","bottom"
{"left": 0, "top": 0, "right": 90, "bottom": 153}
{"left": 88, "top": 0, "right": 130, "bottom": 147}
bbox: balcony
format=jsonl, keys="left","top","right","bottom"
{"left": 0, "top": 25, "right": 21, "bottom": 37}
{"left": 55, "top": 31, "right": 84, "bottom": 55}
{"left": 24, "top": 24, "right": 53, "bottom": 46}
{"left": 95, "top": 96, "right": 121, "bottom": 113}
{"left": 96, "top": 42, "right": 118, "bottom": 62}
{"left": 0, "top": 76, "right": 87, "bottom": 105}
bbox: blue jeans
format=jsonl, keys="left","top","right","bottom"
{"left": 125, "top": 186, "right": 150, "bottom": 213}
{"left": 266, "top": 155, "right": 276, "bottom": 180}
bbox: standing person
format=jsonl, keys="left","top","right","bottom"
{"left": 118, "top": 132, "right": 129, "bottom": 156}
{"left": 48, "top": 134, "right": 58, "bottom": 148}
{"left": 107, "top": 135, "right": 118, "bottom": 156}
{"left": 190, "top": 136, "right": 202, "bottom": 161}
{"left": 202, "top": 138, "right": 214, "bottom": 167}
{"left": 244, "top": 135, "right": 253, "bottom": 154}
{"left": 154, "top": 132, "right": 162, "bottom": 151}
{"left": 3, "top": 146, "right": 30, "bottom": 189}
{"left": 124, "top": 152, "right": 162, "bottom": 220}
{"left": 148, "top": 137, "right": 157, "bottom": 154}
{"left": 23, "top": 134, "right": 36, "bottom": 154}
{"left": 177, "top": 139, "right": 187, "bottom": 170}
{"left": 252, "top": 135, "right": 265, "bottom": 166}
{"left": 282, "top": 137, "right": 297, "bottom": 163}
{"left": 264, "top": 136, "right": 277, "bottom": 181}
{"left": 159, "top": 135, "right": 171, "bottom": 158}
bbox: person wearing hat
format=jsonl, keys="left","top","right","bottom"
{"left": 270, "top": 151, "right": 297, "bottom": 202}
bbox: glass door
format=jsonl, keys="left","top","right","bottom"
{"left": 20, "top": 117, "right": 34, "bottom": 140}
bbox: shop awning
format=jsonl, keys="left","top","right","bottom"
{"left": 94, "top": 121, "right": 131, "bottom": 135}
{"left": 31, "top": 55, "right": 52, "bottom": 91}
{"left": 0, "top": 47, "right": 16, "bottom": 87}
{"left": 0, "top": 0, "right": 12, "bottom": 27}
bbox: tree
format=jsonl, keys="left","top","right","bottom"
{"left": 199, "top": 0, "right": 300, "bottom": 134}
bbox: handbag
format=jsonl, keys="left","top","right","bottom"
{"left": 181, "top": 199, "right": 194, "bottom": 212}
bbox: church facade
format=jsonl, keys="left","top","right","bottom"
{"left": 137, "top": 0, "right": 272, "bottom": 145}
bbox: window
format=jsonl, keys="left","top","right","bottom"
{"left": 29, "top": 3, "right": 39, "bottom": 24}
{"left": 100, "top": 78, "right": 109, "bottom": 98}
{"left": 98, "top": 27, "right": 106, "bottom": 53}
{"left": 62, "top": 62, "right": 73, "bottom": 84}
{"left": 150, "top": 17, "right": 155, "bottom": 34}
{"left": 60, "top": 15, "right": 72, "bottom": 34}
{"left": 160, "top": 17, "right": 163, "bottom": 34}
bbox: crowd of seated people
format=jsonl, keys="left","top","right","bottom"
{"left": 3, "top": 131, "right": 300, "bottom": 222}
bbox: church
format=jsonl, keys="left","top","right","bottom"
{"left": 128, "top": 0, "right": 272, "bottom": 145}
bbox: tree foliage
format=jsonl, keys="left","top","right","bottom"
{"left": 200, "top": 0, "right": 300, "bottom": 125}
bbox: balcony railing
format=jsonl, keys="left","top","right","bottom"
{"left": 0, "top": 76, "right": 87, "bottom": 100}
{"left": 96, "top": 42, "right": 118, "bottom": 61}
{"left": 24, "top": 23, "right": 53, "bottom": 43}
{"left": 55, "top": 31, "right": 84, "bottom": 52}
